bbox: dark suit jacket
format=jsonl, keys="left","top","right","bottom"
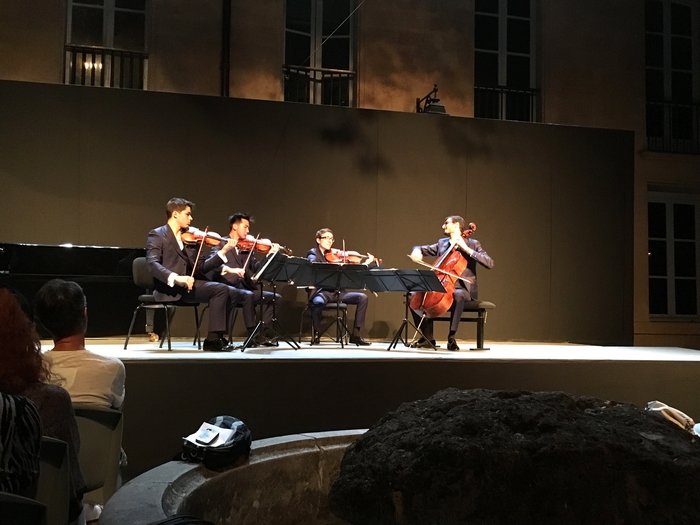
{"left": 307, "top": 246, "right": 330, "bottom": 299}
{"left": 146, "top": 224, "right": 224, "bottom": 300}
{"left": 413, "top": 237, "right": 494, "bottom": 300}
{"left": 307, "top": 246, "right": 326, "bottom": 265}
{"left": 208, "top": 236, "right": 262, "bottom": 290}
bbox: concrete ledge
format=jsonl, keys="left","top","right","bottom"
{"left": 102, "top": 430, "right": 365, "bottom": 525}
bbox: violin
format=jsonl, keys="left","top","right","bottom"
{"left": 181, "top": 227, "right": 226, "bottom": 247}
{"left": 237, "top": 235, "right": 293, "bottom": 255}
{"left": 180, "top": 226, "right": 226, "bottom": 282}
{"left": 324, "top": 249, "right": 382, "bottom": 265}
{"left": 409, "top": 222, "right": 476, "bottom": 318}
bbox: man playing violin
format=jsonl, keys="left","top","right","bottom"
{"left": 409, "top": 215, "right": 494, "bottom": 350}
{"left": 208, "top": 212, "right": 282, "bottom": 347}
{"left": 306, "top": 228, "right": 375, "bottom": 346}
{"left": 146, "top": 198, "right": 241, "bottom": 351}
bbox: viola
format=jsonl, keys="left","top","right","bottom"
{"left": 181, "top": 227, "right": 226, "bottom": 247}
{"left": 236, "top": 235, "right": 293, "bottom": 255}
{"left": 324, "top": 249, "right": 382, "bottom": 265}
{"left": 409, "top": 222, "right": 476, "bottom": 318}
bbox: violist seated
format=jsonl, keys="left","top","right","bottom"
{"left": 409, "top": 215, "right": 494, "bottom": 350}
{"left": 306, "top": 228, "right": 376, "bottom": 346}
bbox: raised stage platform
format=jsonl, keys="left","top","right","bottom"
{"left": 55, "top": 337, "right": 700, "bottom": 481}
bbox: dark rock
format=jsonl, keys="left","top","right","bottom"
{"left": 329, "top": 388, "right": 700, "bottom": 525}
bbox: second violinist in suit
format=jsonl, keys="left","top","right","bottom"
{"left": 209, "top": 212, "right": 282, "bottom": 347}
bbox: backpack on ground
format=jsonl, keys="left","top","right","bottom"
{"left": 181, "top": 415, "right": 251, "bottom": 470}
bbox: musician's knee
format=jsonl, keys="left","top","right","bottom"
{"left": 311, "top": 295, "right": 326, "bottom": 307}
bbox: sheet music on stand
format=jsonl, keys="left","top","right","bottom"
{"left": 252, "top": 250, "right": 309, "bottom": 284}
{"left": 363, "top": 269, "right": 445, "bottom": 350}
{"left": 239, "top": 251, "right": 308, "bottom": 351}
{"left": 361, "top": 268, "right": 444, "bottom": 293}
{"left": 294, "top": 262, "right": 369, "bottom": 291}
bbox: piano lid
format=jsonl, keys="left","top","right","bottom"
{"left": 0, "top": 242, "right": 145, "bottom": 277}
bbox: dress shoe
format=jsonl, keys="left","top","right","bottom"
{"left": 410, "top": 338, "right": 437, "bottom": 349}
{"left": 349, "top": 335, "right": 371, "bottom": 346}
{"left": 257, "top": 335, "right": 279, "bottom": 347}
{"left": 447, "top": 338, "right": 460, "bottom": 351}
{"left": 311, "top": 333, "right": 321, "bottom": 345}
{"left": 203, "top": 337, "right": 231, "bottom": 352}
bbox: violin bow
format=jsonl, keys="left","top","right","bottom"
{"left": 407, "top": 255, "right": 474, "bottom": 285}
{"left": 241, "top": 233, "right": 260, "bottom": 274}
{"left": 190, "top": 226, "right": 210, "bottom": 279}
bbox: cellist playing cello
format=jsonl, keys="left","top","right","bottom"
{"left": 409, "top": 215, "right": 494, "bottom": 350}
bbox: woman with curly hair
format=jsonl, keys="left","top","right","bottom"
{"left": 0, "top": 286, "right": 86, "bottom": 522}
{"left": 0, "top": 286, "right": 52, "bottom": 392}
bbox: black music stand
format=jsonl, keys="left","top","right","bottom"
{"left": 368, "top": 269, "right": 445, "bottom": 350}
{"left": 238, "top": 251, "right": 307, "bottom": 352}
{"left": 295, "top": 262, "right": 370, "bottom": 348}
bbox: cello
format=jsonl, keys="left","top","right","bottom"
{"left": 409, "top": 222, "right": 476, "bottom": 318}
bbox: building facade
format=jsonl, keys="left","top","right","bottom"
{"left": 1, "top": 0, "right": 699, "bottom": 348}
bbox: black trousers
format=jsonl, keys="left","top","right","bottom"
{"left": 410, "top": 288, "right": 471, "bottom": 339}
{"left": 236, "top": 287, "right": 282, "bottom": 329}
{"left": 180, "top": 280, "right": 240, "bottom": 334}
{"left": 310, "top": 290, "right": 368, "bottom": 332}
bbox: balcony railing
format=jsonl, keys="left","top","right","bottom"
{"left": 64, "top": 44, "right": 148, "bottom": 89}
{"left": 283, "top": 65, "right": 355, "bottom": 107}
{"left": 646, "top": 101, "right": 700, "bottom": 155}
{"left": 474, "top": 85, "right": 538, "bottom": 122}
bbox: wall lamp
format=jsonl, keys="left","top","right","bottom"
{"left": 415, "top": 84, "right": 448, "bottom": 115}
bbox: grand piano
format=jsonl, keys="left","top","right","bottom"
{"left": 0, "top": 242, "right": 146, "bottom": 337}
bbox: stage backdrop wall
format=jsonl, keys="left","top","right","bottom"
{"left": 0, "top": 79, "right": 634, "bottom": 345}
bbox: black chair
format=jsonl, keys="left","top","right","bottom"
{"left": 124, "top": 257, "right": 203, "bottom": 350}
{"left": 431, "top": 300, "right": 496, "bottom": 350}
{"left": 298, "top": 301, "right": 349, "bottom": 345}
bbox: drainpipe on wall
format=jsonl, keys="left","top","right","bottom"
{"left": 221, "top": 0, "right": 231, "bottom": 97}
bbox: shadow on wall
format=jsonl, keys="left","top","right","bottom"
{"left": 315, "top": 109, "right": 500, "bottom": 183}
{"left": 357, "top": 0, "right": 472, "bottom": 112}
{"left": 317, "top": 111, "right": 393, "bottom": 179}
{"left": 435, "top": 114, "right": 499, "bottom": 163}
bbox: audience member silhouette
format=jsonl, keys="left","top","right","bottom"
{"left": 0, "top": 287, "right": 86, "bottom": 522}
{"left": 34, "top": 279, "right": 125, "bottom": 409}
